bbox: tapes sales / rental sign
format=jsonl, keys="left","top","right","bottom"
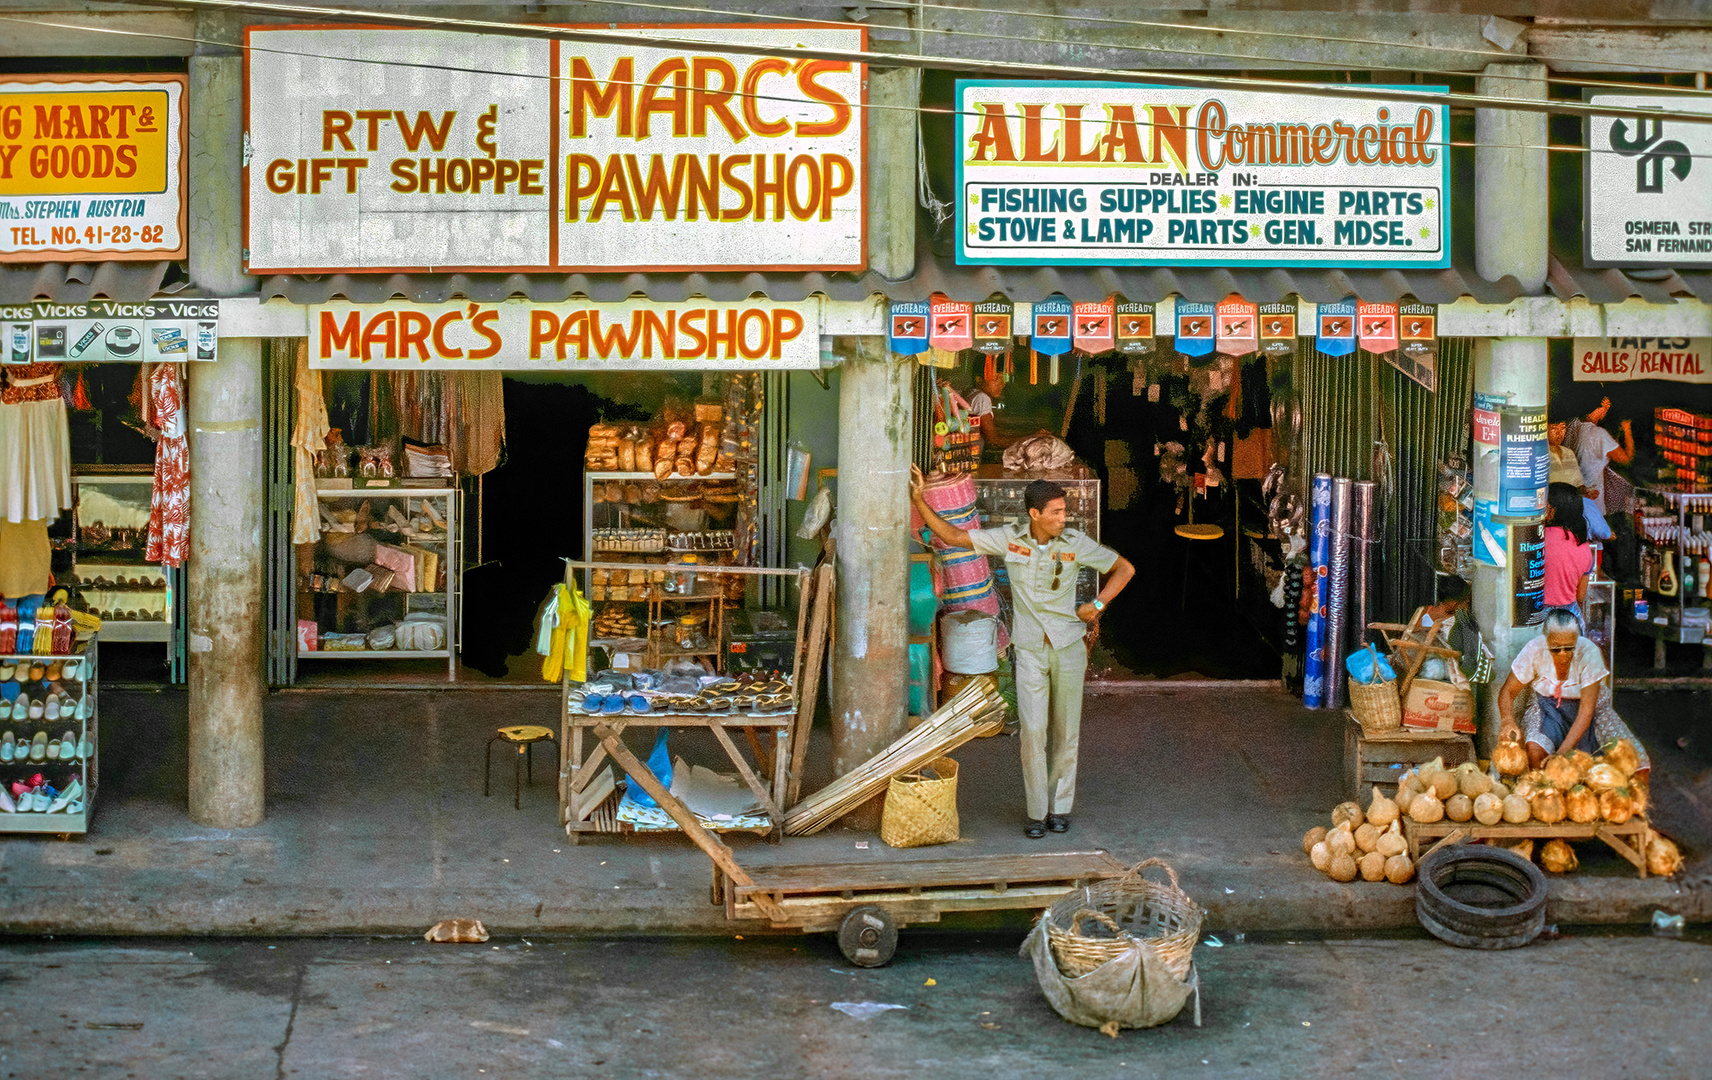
{"left": 955, "top": 81, "right": 1449, "bottom": 268}
{"left": 1584, "top": 93, "right": 1712, "bottom": 268}
{"left": 245, "top": 25, "right": 866, "bottom": 273}
{"left": 0, "top": 74, "right": 188, "bottom": 262}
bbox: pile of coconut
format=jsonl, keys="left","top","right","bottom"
{"left": 1302, "top": 785, "right": 1417, "bottom": 885}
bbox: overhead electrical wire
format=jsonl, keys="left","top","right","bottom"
{"left": 554, "top": 0, "right": 1712, "bottom": 96}
{"left": 12, "top": 10, "right": 1710, "bottom": 162}
{"left": 117, "top": 0, "right": 1712, "bottom": 126}
{"left": 23, "top": 11, "right": 1712, "bottom": 165}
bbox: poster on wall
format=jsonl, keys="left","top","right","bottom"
{"left": 1571, "top": 337, "right": 1711, "bottom": 383}
{"left": 955, "top": 81, "right": 1449, "bottom": 268}
{"left": 1511, "top": 520, "right": 1546, "bottom": 627}
{"left": 0, "top": 74, "right": 188, "bottom": 262}
{"left": 0, "top": 299, "right": 217, "bottom": 362}
{"left": 1497, "top": 404, "right": 1548, "bottom": 518}
{"left": 1584, "top": 93, "right": 1712, "bottom": 268}
{"left": 309, "top": 298, "right": 820, "bottom": 370}
{"left": 245, "top": 25, "right": 866, "bottom": 273}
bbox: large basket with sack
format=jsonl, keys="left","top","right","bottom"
{"left": 1043, "top": 857, "right": 1202, "bottom": 981}
{"left": 879, "top": 757, "right": 960, "bottom": 848}
{"left": 1348, "top": 645, "right": 1402, "bottom": 735}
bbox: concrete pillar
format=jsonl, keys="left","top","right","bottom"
{"left": 1470, "top": 63, "right": 1552, "bottom": 754}
{"left": 1475, "top": 62, "right": 1549, "bottom": 293}
{"left": 830, "top": 337, "right": 914, "bottom": 828}
{"left": 866, "top": 67, "right": 920, "bottom": 281}
{"left": 186, "top": 50, "right": 265, "bottom": 826}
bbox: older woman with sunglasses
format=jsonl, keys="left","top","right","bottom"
{"left": 1496, "top": 608, "right": 1650, "bottom": 779}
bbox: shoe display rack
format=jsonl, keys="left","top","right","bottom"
{"left": 0, "top": 637, "right": 97, "bottom": 835}
{"left": 64, "top": 471, "right": 185, "bottom": 677}
{"left": 296, "top": 487, "right": 459, "bottom": 681}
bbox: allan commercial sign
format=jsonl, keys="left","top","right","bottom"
{"left": 0, "top": 74, "right": 187, "bottom": 262}
{"left": 1585, "top": 93, "right": 1712, "bottom": 268}
{"left": 245, "top": 25, "right": 866, "bottom": 273}
{"left": 309, "top": 298, "right": 820, "bottom": 370}
{"left": 955, "top": 81, "right": 1449, "bottom": 268}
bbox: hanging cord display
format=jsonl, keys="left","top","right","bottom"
{"left": 917, "top": 121, "right": 953, "bottom": 232}
{"left": 1059, "top": 355, "right": 1084, "bottom": 439}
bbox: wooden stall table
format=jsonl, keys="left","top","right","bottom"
{"left": 1344, "top": 712, "right": 1475, "bottom": 802}
{"left": 1403, "top": 816, "right": 1651, "bottom": 878}
{"left": 559, "top": 561, "right": 817, "bottom": 845}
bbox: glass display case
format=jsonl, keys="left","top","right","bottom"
{"left": 295, "top": 488, "right": 458, "bottom": 680}
{"left": 968, "top": 464, "right": 1104, "bottom": 605}
{"left": 65, "top": 472, "right": 176, "bottom": 645}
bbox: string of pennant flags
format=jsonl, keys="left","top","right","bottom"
{"left": 888, "top": 293, "right": 1440, "bottom": 390}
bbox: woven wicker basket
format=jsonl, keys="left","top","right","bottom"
{"left": 879, "top": 757, "right": 960, "bottom": 848}
{"left": 1043, "top": 858, "right": 1202, "bottom": 981}
{"left": 1349, "top": 670, "right": 1401, "bottom": 737}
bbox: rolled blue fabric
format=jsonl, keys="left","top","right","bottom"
{"left": 1304, "top": 473, "right": 1334, "bottom": 708}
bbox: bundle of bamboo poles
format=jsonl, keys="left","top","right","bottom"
{"left": 783, "top": 675, "right": 1006, "bottom": 836}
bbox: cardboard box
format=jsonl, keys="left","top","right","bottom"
{"left": 1401, "top": 677, "right": 1476, "bottom": 734}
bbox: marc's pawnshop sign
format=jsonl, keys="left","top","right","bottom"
{"left": 245, "top": 25, "right": 866, "bottom": 273}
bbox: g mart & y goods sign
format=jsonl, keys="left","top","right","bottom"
{"left": 0, "top": 74, "right": 187, "bottom": 262}
{"left": 956, "top": 81, "right": 1448, "bottom": 268}
{"left": 246, "top": 25, "right": 866, "bottom": 273}
{"left": 310, "top": 298, "right": 819, "bottom": 370}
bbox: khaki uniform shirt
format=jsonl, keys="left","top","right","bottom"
{"left": 968, "top": 524, "right": 1119, "bottom": 650}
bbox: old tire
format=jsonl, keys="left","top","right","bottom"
{"left": 1415, "top": 844, "right": 1548, "bottom": 950}
{"left": 837, "top": 905, "right": 898, "bottom": 967}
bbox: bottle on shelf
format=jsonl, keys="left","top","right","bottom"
{"left": 1658, "top": 551, "right": 1679, "bottom": 598}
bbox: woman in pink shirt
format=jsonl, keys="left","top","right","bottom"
{"left": 1543, "top": 481, "right": 1592, "bottom": 624}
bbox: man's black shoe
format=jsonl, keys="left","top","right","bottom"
{"left": 1024, "top": 819, "right": 1047, "bottom": 839}
{"left": 1046, "top": 814, "right": 1070, "bottom": 833}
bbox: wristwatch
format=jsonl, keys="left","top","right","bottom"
{"left": 1091, "top": 599, "right": 1105, "bottom": 612}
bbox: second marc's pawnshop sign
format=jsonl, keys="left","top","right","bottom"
{"left": 245, "top": 25, "right": 866, "bottom": 273}
{"left": 956, "top": 81, "right": 1449, "bottom": 268}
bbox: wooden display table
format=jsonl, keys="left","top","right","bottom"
{"left": 1343, "top": 713, "right": 1475, "bottom": 802}
{"left": 1403, "top": 816, "right": 1651, "bottom": 878}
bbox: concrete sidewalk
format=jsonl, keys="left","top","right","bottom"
{"left": 1, "top": 684, "right": 1706, "bottom": 937}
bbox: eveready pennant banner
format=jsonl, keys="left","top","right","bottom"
{"left": 246, "top": 25, "right": 866, "bottom": 273}
{"left": 309, "top": 298, "right": 821, "bottom": 370}
{"left": 956, "top": 81, "right": 1448, "bottom": 268}
{"left": 0, "top": 74, "right": 187, "bottom": 262}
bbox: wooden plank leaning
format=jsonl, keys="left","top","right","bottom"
{"left": 591, "top": 722, "right": 787, "bottom": 921}
{"left": 786, "top": 561, "right": 835, "bottom": 806}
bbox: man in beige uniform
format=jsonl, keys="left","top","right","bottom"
{"left": 911, "top": 467, "right": 1134, "bottom": 837}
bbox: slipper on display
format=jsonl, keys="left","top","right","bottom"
{"left": 600, "top": 695, "right": 625, "bottom": 715}
{"left": 582, "top": 693, "right": 606, "bottom": 713}
{"left": 625, "top": 694, "right": 651, "bottom": 714}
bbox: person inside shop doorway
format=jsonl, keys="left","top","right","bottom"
{"left": 1543, "top": 481, "right": 1594, "bottom": 628}
{"left": 909, "top": 467, "right": 1135, "bottom": 838}
{"left": 1547, "top": 406, "right": 1610, "bottom": 542}
{"left": 966, "top": 369, "right": 1014, "bottom": 452}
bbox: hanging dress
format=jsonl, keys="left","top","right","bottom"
{"left": 0, "top": 362, "right": 73, "bottom": 524}
{"left": 145, "top": 363, "right": 190, "bottom": 567}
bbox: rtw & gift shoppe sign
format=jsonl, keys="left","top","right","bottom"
{"left": 1585, "top": 93, "right": 1712, "bottom": 268}
{"left": 955, "top": 81, "right": 1448, "bottom": 268}
{"left": 0, "top": 74, "right": 187, "bottom": 262}
{"left": 245, "top": 25, "right": 866, "bottom": 273}
{"left": 1572, "top": 337, "right": 1712, "bottom": 383}
{"left": 310, "top": 298, "right": 819, "bottom": 370}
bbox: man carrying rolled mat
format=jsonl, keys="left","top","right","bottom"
{"left": 910, "top": 466, "right": 1134, "bottom": 838}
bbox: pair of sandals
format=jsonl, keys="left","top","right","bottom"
{"left": 581, "top": 692, "right": 651, "bottom": 715}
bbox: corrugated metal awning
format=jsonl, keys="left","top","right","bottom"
{"left": 1547, "top": 251, "right": 1712, "bottom": 306}
{"left": 251, "top": 246, "right": 1520, "bottom": 307}
{"left": 0, "top": 261, "right": 187, "bottom": 304}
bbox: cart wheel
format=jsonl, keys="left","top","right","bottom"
{"left": 837, "top": 905, "right": 897, "bottom": 968}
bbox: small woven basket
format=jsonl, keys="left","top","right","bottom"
{"left": 1349, "top": 646, "right": 1402, "bottom": 734}
{"left": 1043, "top": 858, "right": 1202, "bottom": 981}
{"left": 880, "top": 757, "right": 960, "bottom": 848}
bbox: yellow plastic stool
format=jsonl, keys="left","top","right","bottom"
{"left": 485, "top": 724, "right": 559, "bottom": 810}
{"left": 1175, "top": 523, "right": 1226, "bottom": 610}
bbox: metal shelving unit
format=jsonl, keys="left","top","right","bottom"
{"left": 0, "top": 637, "right": 98, "bottom": 835}
{"left": 295, "top": 487, "right": 459, "bottom": 681}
